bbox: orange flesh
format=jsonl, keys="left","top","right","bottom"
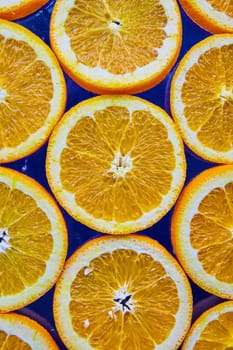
{"left": 0, "top": 183, "right": 53, "bottom": 295}
{"left": 0, "top": 330, "right": 31, "bottom": 349}
{"left": 208, "top": 0, "right": 233, "bottom": 17}
{"left": 193, "top": 311, "right": 233, "bottom": 349}
{"left": 0, "top": 34, "right": 53, "bottom": 148}
{"left": 190, "top": 182, "right": 233, "bottom": 282}
{"left": 69, "top": 249, "right": 179, "bottom": 349}
{"left": 60, "top": 106, "right": 176, "bottom": 222}
{"left": 64, "top": 0, "right": 167, "bottom": 74}
{"left": 182, "top": 45, "right": 233, "bottom": 152}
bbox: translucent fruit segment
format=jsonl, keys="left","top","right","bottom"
{"left": 0, "top": 35, "right": 53, "bottom": 148}
{"left": 0, "top": 254, "right": 24, "bottom": 295}
{"left": 94, "top": 106, "right": 130, "bottom": 152}
{"left": 198, "top": 186, "right": 233, "bottom": 228}
{"left": 69, "top": 249, "right": 179, "bottom": 350}
{"left": 112, "top": 177, "right": 143, "bottom": 222}
{"left": 65, "top": 116, "right": 113, "bottom": 161}
{"left": 190, "top": 213, "right": 232, "bottom": 249}
{"left": 60, "top": 150, "right": 115, "bottom": 221}
{"left": 0, "top": 183, "right": 53, "bottom": 296}
{"left": 190, "top": 183, "right": 233, "bottom": 283}
{"left": 182, "top": 45, "right": 233, "bottom": 152}
{"left": 64, "top": 0, "right": 167, "bottom": 74}
{"left": 60, "top": 105, "right": 176, "bottom": 222}
{"left": 123, "top": 110, "right": 175, "bottom": 212}
{"left": 0, "top": 331, "right": 6, "bottom": 345}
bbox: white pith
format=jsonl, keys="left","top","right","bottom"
{"left": 108, "top": 152, "right": 132, "bottom": 178}
{"left": 0, "top": 89, "right": 7, "bottom": 103}
{"left": 219, "top": 85, "right": 233, "bottom": 102}
{"left": 0, "top": 228, "right": 10, "bottom": 253}
{"left": 112, "top": 284, "right": 134, "bottom": 314}
{"left": 0, "top": 313, "right": 57, "bottom": 349}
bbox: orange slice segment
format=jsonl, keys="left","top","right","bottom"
{"left": 171, "top": 164, "right": 233, "bottom": 299}
{"left": 0, "top": 19, "right": 66, "bottom": 163}
{"left": 170, "top": 34, "right": 233, "bottom": 164}
{"left": 0, "top": 166, "right": 67, "bottom": 312}
{"left": 46, "top": 95, "right": 186, "bottom": 234}
{"left": 0, "top": 312, "right": 58, "bottom": 349}
{"left": 182, "top": 301, "right": 233, "bottom": 350}
{"left": 54, "top": 235, "right": 192, "bottom": 350}
{"left": 179, "top": 0, "right": 233, "bottom": 34}
{"left": 50, "top": 0, "right": 182, "bottom": 94}
{"left": 0, "top": 0, "right": 49, "bottom": 20}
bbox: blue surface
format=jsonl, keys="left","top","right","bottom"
{"left": 6, "top": 0, "right": 223, "bottom": 348}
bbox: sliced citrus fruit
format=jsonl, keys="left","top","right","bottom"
{"left": 182, "top": 301, "right": 233, "bottom": 350}
{"left": 46, "top": 95, "right": 186, "bottom": 234}
{"left": 0, "top": 166, "right": 67, "bottom": 312}
{"left": 0, "top": 0, "right": 49, "bottom": 20}
{"left": 170, "top": 34, "right": 233, "bottom": 164}
{"left": 50, "top": 0, "right": 182, "bottom": 94}
{"left": 0, "top": 312, "right": 59, "bottom": 349}
{"left": 54, "top": 235, "right": 192, "bottom": 350}
{"left": 0, "top": 19, "right": 66, "bottom": 163}
{"left": 179, "top": 0, "right": 233, "bottom": 34}
{"left": 171, "top": 164, "right": 233, "bottom": 299}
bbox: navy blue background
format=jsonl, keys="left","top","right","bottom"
{"left": 3, "top": 0, "right": 223, "bottom": 348}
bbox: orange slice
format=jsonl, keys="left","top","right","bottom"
{"left": 46, "top": 95, "right": 186, "bottom": 234}
{"left": 170, "top": 34, "right": 233, "bottom": 164}
{"left": 171, "top": 164, "right": 233, "bottom": 299}
{"left": 0, "top": 312, "right": 58, "bottom": 349}
{"left": 179, "top": 0, "right": 233, "bottom": 34}
{"left": 50, "top": 0, "right": 182, "bottom": 94}
{"left": 54, "top": 235, "right": 192, "bottom": 350}
{"left": 0, "top": 19, "right": 66, "bottom": 163}
{"left": 0, "top": 1, "right": 49, "bottom": 20}
{"left": 182, "top": 301, "right": 233, "bottom": 349}
{"left": 0, "top": 166, "right": 67, "bottom": 312}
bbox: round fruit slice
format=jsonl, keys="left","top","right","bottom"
{"left": 171, "top": 165, "right": 233, "bottom": 299}
{"left": 0, "top": 19, "right": 66, "bottom": 163}
{"left": 0, "top": 0, "right": 49, "bottom": 20}
{"left": 182, "top": 301, "right": 233, "bottom": 350}
{"left": 0, "top": 166, "right": 67, "bottom": 312}
{"left": 46, "top": 95, "right": 186, "bottom": 234}
{"left": 50, "top": 0, "right": 182, "bottom": 94}
{"left": 54, "top": 235, "right": 192, "bottom": 350}
{"left": 0, "top": 312, "right": 58, "bottom": 349}
{"left": 170, "top": 34, "right": 233, "bottom": 164}
{"left": 179, "top": 0, "right": 233, "bottom": 34}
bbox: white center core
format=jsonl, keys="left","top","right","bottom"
{"left": 0, "top": 89, "right": 7, "bottom": 103}
{"left": 220, "top": 86, "right": 233, "bottom": 102}
{"left": 109, "top": 21, "right": 121, "bottom": 33}
{"left": 112, "top": 285, "right": 134, "bottom": 314}
{"left": 109, "top": 152, "right": 133, "bottom": 178}
{"left": 0, "top": 228, "right": 10, "bottom": 253}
